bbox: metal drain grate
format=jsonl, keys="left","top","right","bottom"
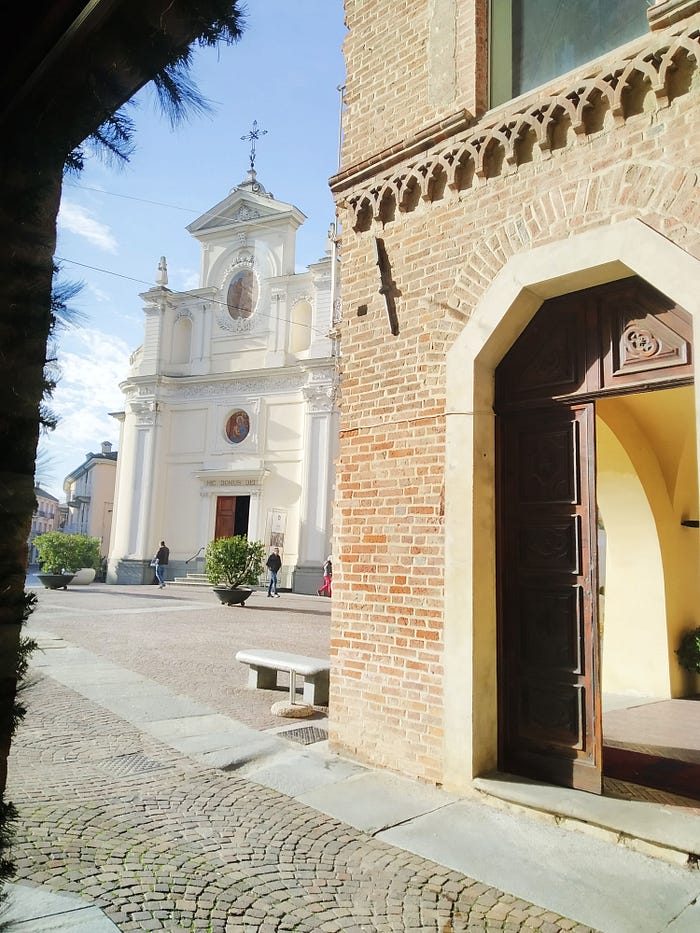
{"left": 100, "top": 752, "right": 167, "bottom": 777}
{"left": 280, "top": 726, "right": 328, "bottom": 746}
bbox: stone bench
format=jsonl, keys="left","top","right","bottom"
{"left": 234, "top": 649, "right": 330, "bottom": 706}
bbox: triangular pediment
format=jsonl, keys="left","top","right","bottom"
{"left": 187, "top": 186, "right": 305, "bottom": 239}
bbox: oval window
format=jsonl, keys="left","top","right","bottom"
{"left": 226, "top": 269, "right": 258, "bottom": 320}
{"left": 226, "top": 410, "right": 250, "bottom": 444}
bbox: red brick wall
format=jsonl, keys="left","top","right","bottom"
{"left": 331, "top": 3, "right": 700, "bottom": 782}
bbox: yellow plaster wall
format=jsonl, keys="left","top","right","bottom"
{"left": 597, "top": 387, "right": 700, "bottom": 699}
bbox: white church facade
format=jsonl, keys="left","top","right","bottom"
{"left": 107, "top": 169, "right": 339, "bottom": 592}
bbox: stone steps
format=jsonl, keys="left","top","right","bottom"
{"left": 170, "top": 574, "right": 210, "bottom": 587}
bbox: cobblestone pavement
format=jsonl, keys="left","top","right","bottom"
{"left": 5, "top": 585, "right": 597, "bottom": 932}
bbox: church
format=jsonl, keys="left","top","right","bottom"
{"left": 107, "top": 164, "right": 339, "bottom": 593}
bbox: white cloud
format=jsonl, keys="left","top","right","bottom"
{"left": 87, "top": 283, "right": 111, "bottom": 303}
{"left": 41, "top": 329, "right": 132, "bottom": 496}
{"left": 172, "top": 267, "right": 200, "bottom": 291}
{"left": 58, "top": 201, "right": 118, "bottom": 253}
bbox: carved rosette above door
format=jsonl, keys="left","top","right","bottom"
{"left": 602, "top": 291, "right": 692, "bottom": 388}
{"left": 496, "top": 277, "right": 693, "bottom": 411}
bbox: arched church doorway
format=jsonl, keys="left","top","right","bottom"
{"left": 494, "top": 276, "right": 698, "bottom": 796}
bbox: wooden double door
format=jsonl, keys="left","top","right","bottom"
{"left": 495, "top": 278, "right": 693, "bottom": 793}
{"left": 214, "top": 495, "right": 250, "bottom": 540}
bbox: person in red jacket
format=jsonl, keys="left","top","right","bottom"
{"left": 317, "top": 556, "right": 332, "bottom": 597}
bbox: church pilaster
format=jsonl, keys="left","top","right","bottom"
{"left": 293, "top": 375, "right": 338, "bottom": 593}
{"left": 266, "top": 289, "right": 291, "bottom": 366}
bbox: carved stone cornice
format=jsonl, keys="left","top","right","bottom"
{"left": 174, "top": 373, "right": 303, "bottom": 400}
{"left": 332, "top": 18, "right": 700, "bottom": 231}
{"left": 129, "top": 399, "right": 157, "bottom": 426}
{"left": 330, "top": 109, "right": 473, "bottom": 195}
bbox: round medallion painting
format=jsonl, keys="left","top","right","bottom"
{"left": 226, "top": 269, "right": 258, "bottom": 320}
{"left": 226, "top": 410, "right": 250, "bottom": 444}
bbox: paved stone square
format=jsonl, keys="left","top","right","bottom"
{"left": 6, "top": 584, "right": 598, "bottom": 931}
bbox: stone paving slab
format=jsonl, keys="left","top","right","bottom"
{"left": 234, "top": 743, "right": 368, "bottom": 797}
{"left": 474, "top": 773, "right": 700, "bottom": 858}
{"left": 665, "top": 898, "right": 700, "bottom": 932}
{"left": 378, "top": 798, "right": 700, "bottom": 933}
{"left": 296, "top": 770, "right": 459, "bottom": 835}
{"left": 3, "top": 883, "right": 121, "bottom": 931}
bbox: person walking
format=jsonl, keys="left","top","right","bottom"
{"left": 266, "top": 547, "right": 282, "bottom": 598}
{"left": 317, "top": 556, "right": 332, "bottom": 597}
{"left": 154, "top": 541, "right": 169, "bottom": 589}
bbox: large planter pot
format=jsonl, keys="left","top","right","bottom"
{"left": 72, "top": 567, "right": 96, "bottom": 585}
{"left": 213, "top": 587, "right": 253, "bottom": 607}
{"left": 37, "top": 572, "right": 75, "bottom": 590}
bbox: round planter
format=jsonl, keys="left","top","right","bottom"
{"left": 72, "top": 567, "right": 96, "bottom": 585}
{"left": 37, "top": 572, "right": 75, "bottom": 590}
{"left": 213, "top": 587, "right": 253, "bottom": 607}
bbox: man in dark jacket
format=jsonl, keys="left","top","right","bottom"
{"left": 266, "top": 547, "right": 282, "bottom": 598}
{"left": 154, "top": 541, "right": 169, "bottom": 589}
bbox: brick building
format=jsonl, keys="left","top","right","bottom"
{"left": 329, "top": 0, "right": 700, "bottom": 799}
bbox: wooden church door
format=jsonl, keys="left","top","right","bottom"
{"left": 497, "top": 403, "right": 601, "bottom": 792}
{"left": 215, "top": 496, "right": 237, "bottom": 539}
{"left": 495, "top": 278, "right": 693, "bottom": 793}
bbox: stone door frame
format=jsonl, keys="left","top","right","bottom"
{"left": 443, "top": 218, "right": 700, "bottom": 792}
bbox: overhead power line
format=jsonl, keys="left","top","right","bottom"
{"left": 54, "top": 255, "right": 334, "bottom": 338}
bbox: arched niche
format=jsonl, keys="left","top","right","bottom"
{"left": 172, "top": 315, "right": 192, "bottom": 365}
{"left": 290, "top": 300, "right": 312, "bottom": 354}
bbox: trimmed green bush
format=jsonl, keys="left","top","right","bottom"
{"left": 33, "top": 532, "right": 101, "bottom": 574}
{"left": 676, "top": 626, "right": 700, "bottom": 675}
{"left": 205, "top": 536, "right": 265, "bottom": 589}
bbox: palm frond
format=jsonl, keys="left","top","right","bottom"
{"left": 151, "top": 60, "right": 213, "bottom": 128}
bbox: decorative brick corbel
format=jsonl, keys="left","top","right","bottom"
{"left": 648, "top": 0, "right": 700, "bottom": 30}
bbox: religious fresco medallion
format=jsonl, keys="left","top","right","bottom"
{"left": 226, "top": 269, "right": 258, "bottom": 319}
{"left": 225, "top": 410, "right": 250, "bottom": 444}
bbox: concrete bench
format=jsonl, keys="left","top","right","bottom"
{"left": 235, "top": 649, "right": 330, "bottom": 706}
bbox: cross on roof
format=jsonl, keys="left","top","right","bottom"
{"left": 241, "top": 120, "right": 267, "bottom": 171}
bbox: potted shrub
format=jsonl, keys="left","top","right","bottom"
{"left": 33, "top": 532, "right": 101, "bottom": 590}
{"left": 205, "top": 535, "right": 265, "bottom": 606}
{"left": 676, "top": 626, "right": 700, "bottom": 675}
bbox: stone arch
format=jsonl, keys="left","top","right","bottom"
{"left": 446, "top": 163, "right": 700, "bottom": 318}
{"left": 661, "top": 35, "right": 700, "bottom": 101}
{"left": 442, "top": 220, "right": 700, "bottom": 791}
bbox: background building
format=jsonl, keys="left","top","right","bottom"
{"left": 27, "top": 487, "right": 60, "bottom": 565}
{"left": 62, "top": 441, "right": 118, "bottom": 557}
{"left": 329, "top": 0, "right": 700, "bottom": 799}
{"left": 108, "top": 169, "right": 339, "bottom": 590}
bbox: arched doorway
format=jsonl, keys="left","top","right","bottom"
{"left": 494, "top": 276, "right": 695, "bottom": 793}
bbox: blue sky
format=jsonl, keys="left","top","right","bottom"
{"left": 40, "top": 1, "right": 346, "bottom": 500}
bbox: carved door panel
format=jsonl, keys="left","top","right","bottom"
{"left": 215, "top": 496, "right": 236, "bottom": 539}
{"left": 498, "top": 404, "right": 601, "bottom": 793}
{"left": 598, "top": 278, "right": 693, "bottom": 391}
